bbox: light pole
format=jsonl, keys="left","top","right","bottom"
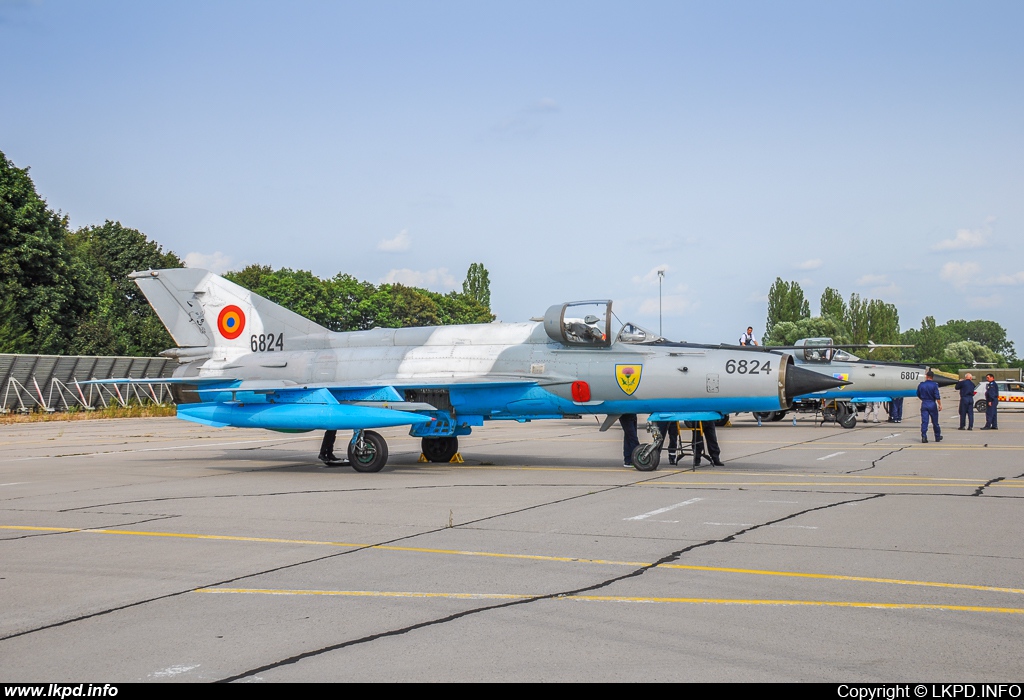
{"left": 657, "top": 269, "right": 665, "bottom": 336}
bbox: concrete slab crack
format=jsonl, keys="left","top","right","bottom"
{"left": 846, "top": 446, "right": 906, "bottom": 474}
{"left": 214, "top": 492, "right": 884, "bottom": 682}
{"left": 972, "top": 477, "right": 1005, "bottom": 497}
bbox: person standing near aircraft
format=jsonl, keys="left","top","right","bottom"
{"left": 981, "top": 373, "right": 999, "bottom": 430}
{"left": 656, "top": 420, "right": 679, "bottom": 465}
{"left": 318, "top": 430, "right": 347, "bottom": 466}
{"left": 739, "top": 327, "right": 758, "bottom": 346}
{"left": 916, "top": 370, "right": 943, "bottom": 443}
{"left": 692, "top": 421, "right": 724, "bottom": 467}
{"left": 865, "top": 401, "right": 882, "bottom": 423}
{"left": 889, "top": 397, "right": 903, "bottom": 423}
{"left": 954, "top": 373, "right": 976, "bottom": 431}
{"left": 619, "top": 414, "right": 640, "bottom": 467}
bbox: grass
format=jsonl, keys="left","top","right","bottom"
{"left": 0, "top": 404, "right": 177, "bottom": 424}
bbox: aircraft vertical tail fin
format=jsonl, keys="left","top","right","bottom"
{"left": 130, "top": 268, "right": 330, "bottom": 351}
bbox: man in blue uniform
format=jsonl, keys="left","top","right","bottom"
{"left": 981, "top": 373, "right": 999, "bottom": 430}
{"left": 916, "top": 370, "right": 943, "bottom": 443}
{"left": 620, "top": 413, "right": 640, "bottom": 466}
{"left": 888, "top": 397, "right": 903, "bottom": 423}
{"left": 954, "top": 372, "right": 976, "bottom": 431}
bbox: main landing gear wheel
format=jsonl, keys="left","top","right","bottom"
{"left": 422, "top": 436, "right": 459, "bottom": 463}
{"left": 771, "top": 411, "right": 787, "bottom": 422}
{"left": 752, "top": 411, "right": 773, "bottom": 422}
{"left": 838, "top": 404, "right": 857, "bottom": 429}
{"left": 631, "top": 444, "right": 660, "bottom": 472}
{"left": 348, "top": 430, "right": 388, "bottom": 473}
{"left": 715, "top": 414, "right": 730, "bottom": 427}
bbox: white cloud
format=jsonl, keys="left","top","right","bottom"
{"left": 377, "top": 229, "right": 411, "bottom": 252}
{"left": 381, "top": 268, "right": 458, "bottom": 290}
{"left": 746, "top": 291, "right": 768, "bottom": 303}
{"left": 796, "top": 258, "right": 822, "bottom": 271}
{"left": 939, "top": 261, "right": 982, "bottom": 289}
{"left": 639, "top": 294, "right": 697, "bottom": 316}
{"left": 184, "top": 251, "right": 234, "bottom": 273}
{"left": 933, "top": 227, "right": 988, "bottom": 251}
{"left": 993, "top": 271, "right": 1024, "bottom": 286}
{"left": 968, "top": 294, "right": 1002, "bottom": 309}
{"left": 632, "top": 265, "right": 670, "bottom": 286}
{"left": 855, "top": 273, "right": 888, "bottom": 286}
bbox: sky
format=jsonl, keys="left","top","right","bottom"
{"left": 2, "top": 0, "right": 1022, "bottom": 348}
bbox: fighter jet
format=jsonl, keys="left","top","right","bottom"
{"left": 89, "top": 268, "right": 847, "bottom": 471}
{"left": 750, "top": 338, "right": 956, "bottom": 428}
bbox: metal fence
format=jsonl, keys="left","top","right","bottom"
{"left": 0, "top": 354, "right": 177, "bottom": 413}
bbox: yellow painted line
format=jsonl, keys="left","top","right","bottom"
{"left": 195, "top": 588, "right": 1024, "bottom": 614}
{"left": 715, "top": 471, "right": 983, "bottom": 482}
{"left": 645, "top": 481, "right": 987, "bottom": 487}
{"left": 5, "top": 524, "right": 1023, "bottom": 597}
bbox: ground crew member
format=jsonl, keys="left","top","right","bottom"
{"left": 888, "top": 397, "right": 903, "bottom": 423}
{"left": 620, "top": 414, "right": 640, "bottom": 467}
{"left": 692, "top": 421, "right": 724, "bottom": 467}
{"left": 319, "top": 430, "right": 347, "bottom": 466}
{"left": 656, "top": 421, "right": 680, "bottom": 465}
{"left": 916, "top": 370, "right": 943, "bottom": 443}
{"left": 981, "top": 374, "right": 999, "bottom": 430}
{"left": 739, "top": 327, "right": 758, "bottom": 346}
{"left": 954, "top": 373, "right": 976, "bottom": 430}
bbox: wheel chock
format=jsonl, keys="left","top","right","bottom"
{"left": 724, "top": 418, "right": 732, "bottom": 427}
{"left": 418, "top": 453, "right": 429, "bottom": 463}
{"left": 449, "top": 452, "right": 465, "bottom": 464}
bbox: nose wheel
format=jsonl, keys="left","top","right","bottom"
{"left": 348, "top": 430, "right": 389, "bottom": 472}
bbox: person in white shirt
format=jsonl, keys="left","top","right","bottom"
{"left": 739, "top": 326, "right": 758, "bottom": 346}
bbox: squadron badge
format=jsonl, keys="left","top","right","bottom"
{"left": 615, "top": 364, "right": 643, "bottom": 395}
{"left": 832, "top": 372, "right": 849, "bottom": 389}
{"left": 218, "top": 305, "right": 246, "bottom": 340}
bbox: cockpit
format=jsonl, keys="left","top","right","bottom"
{"left": 794, "top": 338, "right": 860, "bottom": 363}
{"left": 543, "top": 301, "right": 664, "bottom": 347}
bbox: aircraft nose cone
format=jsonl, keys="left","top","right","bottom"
{"left": 784, "top": 364, "right": 851, "bottom": 402}
{"left": 932, "top": 373, "right": 958, "bottom": 388}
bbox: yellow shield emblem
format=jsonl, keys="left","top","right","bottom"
{"left": 615, "top": 364, "right": 643, "bottom": 395}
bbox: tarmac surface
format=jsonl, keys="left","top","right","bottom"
{"left": 1, "top": 392, "right": 1022, "bottom": 682}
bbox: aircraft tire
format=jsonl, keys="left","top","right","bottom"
{"left": 631, "top": 444, "right": 660, "bottom": 471}
{"left": 752, "top": 412, "right": 773, "bottom": 421}
{"left": 422, "top": 436, "right": 459, "bottom": 463}
{"left": 348, "top": 430, "right": 388, "bottom": 473}
{"left": 838, "top": 405, "right": 857, "bottom": 429}
{"left": 975, "top": 400, "right": 987, "bottom": 413}
{"left": 771, "top": 411, "right": 787, "bottom": 422}
{"left": 715, "top": 414, "right": 730, "bottom": 427}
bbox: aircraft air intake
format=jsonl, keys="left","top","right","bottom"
{"left": 784, "top": 364, "right": 851, "bottom": 403}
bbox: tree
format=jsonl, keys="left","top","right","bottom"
{"left": 764, "top": 317, "right": 850, "bottom": 347}
{"left": 819, "top": 287, "right": 846, "bottom": 321}
{"left": 765, "top": 278, "right": 810, "bottom": 341}
{"left": 943, "top": 340, "right": 999, "bottom": 368}
{"left": 462, "top": 263, "right": 491, "bottom": 309}
{"left": 0, "top": 151, "right": 89, "bottom": 354}
{"left": 66, "top": 221, "right": 183, "bottom": 356}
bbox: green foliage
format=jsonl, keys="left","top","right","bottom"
{"left": 765, "top": 278, "right": 810, "bottom": 341}
{"left": 224, "top": 265, "right": 494, "bottom": 332}
{"left": 66, "top": 221, "right": 183, "bottom": 356}
{"left": 943, "top": 340, "right": 999, "bottom": 368}
{"left": 764, "top": 317, "right": 850, "bottom": 347}
{"left": 903, "top": 317, "right": 1014, "bottom": 365}
{"left": 819, "top": 287, "right": 846, "bottom": 321}
{"left": 463, "top": 262, "right": 491, "bottom": 309}
{"left": 0, "top": 150, "right": 89, "bottom": 354}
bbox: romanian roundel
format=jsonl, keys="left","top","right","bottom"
{"left": 217, "top": 305, "right": 246, "bottom": 340}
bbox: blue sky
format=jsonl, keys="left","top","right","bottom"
{"left": 3, "top": 1, "right": 1022, "bottom": 348}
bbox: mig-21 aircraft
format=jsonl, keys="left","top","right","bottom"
{"left": 748, "top": 338, "right": 956, "bottom": 428}
{"left": 88, "top": 268, "right": 848, "bottom": 471}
